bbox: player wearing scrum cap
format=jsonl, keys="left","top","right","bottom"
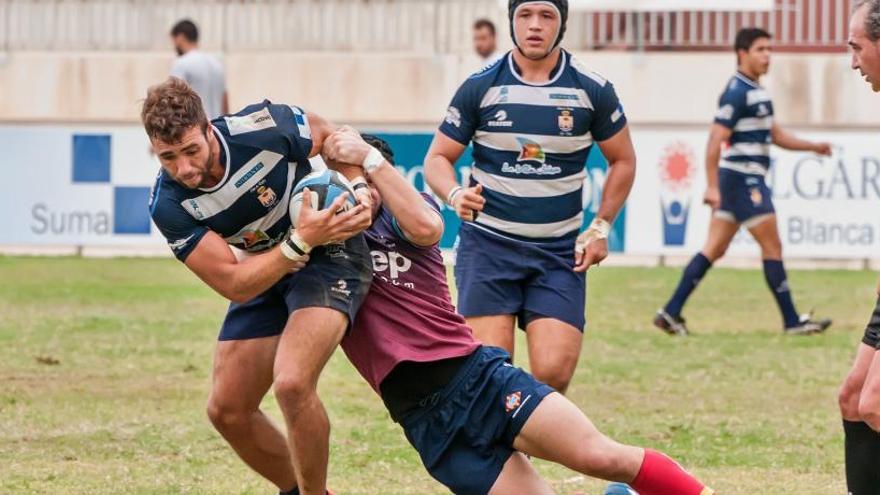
{"left": 425, "top": 0, "right": 636, "bottom": 394}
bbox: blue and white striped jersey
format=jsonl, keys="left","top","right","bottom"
{"left": 439, "top": 50, "right": 627, "bottom": 242}
{"left": 714, "top": 72, "right": 774, "bottom": 176}
{"left": 149, "top": 100, "right": 314, "bottom": 261}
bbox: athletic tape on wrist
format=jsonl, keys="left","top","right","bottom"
{"left": 281, "top": 231, "right": 312, "bottom": 261}
{"left": 587, "top": 218, "right": 611, "bottom": 239}
{"left": 362, "top": 147, "right": 384, "bottom": 175}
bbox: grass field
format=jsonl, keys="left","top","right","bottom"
{"left": 0, "top": 255, "right": 874, "bottom": 494}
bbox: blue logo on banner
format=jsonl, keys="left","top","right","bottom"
{"left": 71, "top": 134, "right": 152, "bottom": 235}
{"left": 658, "top": 142, "right": 697, "bottom": 247}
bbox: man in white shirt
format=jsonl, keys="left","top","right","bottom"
{"left": 473, "top": 19, "right": 501, "bottom": 64}
{"left": 170, "top": 19, "right": 229, "bottom": 119}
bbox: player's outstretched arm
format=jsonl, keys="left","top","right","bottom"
{"left": 704, "top": 123, "right": 733, "bottom": 210}
{"left": 324, "top": 128, "right": 442, "bottom": 246}
{"left": 425, "top": 133, "right": 485, "bottom": 222}
{"left": 574, "top": 126, "right": 636, "bottom": 272}
{"left": 770, "top": 123, "right": 832, "bottom": 155}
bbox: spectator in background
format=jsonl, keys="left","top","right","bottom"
{"left": 170, "top": 19, "right": 228, "bottom": 119}
{"left": 473, "top": 19, "right": 501, "bottom": 64}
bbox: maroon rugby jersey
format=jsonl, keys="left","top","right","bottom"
{"left": 341, "top": 194, "right": 480, "bottom": 392}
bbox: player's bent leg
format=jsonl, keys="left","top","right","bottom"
{"left": 207, "top": 337, "right": 298, "bottom": 492}
{"left": 468, "top": 315, "right": 517, "bottom": 357}
{"left": 701, "top": 215, "right": 740, "bottom": 262}
{"left": 525, "top": 318, "right": 582, "bottom": 393}
{"left": 513, "top": 393, "right": 713, "bottom": 495}
{"left": 858, "top": 350, "right": 880, "bottom": 431}
{"left": 488, "top": 452, "right": 554, "bottom": 495}
{"left": 273, "top": 308, "right": 348, "bottom": 495}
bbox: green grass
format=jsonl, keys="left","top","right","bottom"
{"left": 0, "top": 256, "right": 871, "bottom": 494}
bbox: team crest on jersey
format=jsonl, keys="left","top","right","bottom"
{"left": 254, "top": 183, "right": 278, "bottom": 208}
{"left": 517, "top": 138, "right": 546, "bottom": 163}
{"left": 504, "top": 391, "right": 522, "bottom": 413}
{"left": 750, "top": 187, "right": 763, "bottom": 206}
{"left": 558, "top": 109, "right": 574, "bottom": 134}
{"left": 445, "top": 106, "right": 462, "bottom": 128}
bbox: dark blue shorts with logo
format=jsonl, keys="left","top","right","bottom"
{"left": 716, "top": 168, "right": 775, "bottom": 225}
{"left": 400, "top": 346, "right": 555, "bottom": 495}
{"left": 218, "top": 235, "right": 372, "bottom": 340}
{"left": 454, "top": 223, "right": 587, "bottom": 331}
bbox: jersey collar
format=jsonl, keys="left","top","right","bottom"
{"left": 735, "top": 71, "right": 760, "bottom": 88}
{"left": 509, "top": 49, "right": 567, "bottom": 87}
{"left": 198, "top": 125, "right": 231, "bottom": 193}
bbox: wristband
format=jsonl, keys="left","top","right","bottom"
{"left": 446, "top": 186, "right": 463, "bottom": 207}
{"left": 362, "top": 146, "right": 385, "bottom": 175}
{"left": 280, "top": 231, "right": 312, "bottom": 261}
{"left": 350, "top": 176, "right": 370, "bottom": 194}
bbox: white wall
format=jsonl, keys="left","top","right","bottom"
{"left": 0, "top": 51, "right": 877, "bottom": 127}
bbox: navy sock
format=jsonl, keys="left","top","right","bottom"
{"left": 762, "top": 259, "right": 800, "bottom": 328}
{"left": 844, "top": 420, "right": 880, "bottom": 494}
{"left": 279, "top": 488, "right": 299, "bottom": 495}
{"left": 664, "top": 253, "right": 712, "bottom": 317}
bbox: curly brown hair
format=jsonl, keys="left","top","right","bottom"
{"left": 141, "top": 77, "right": 208, "bottom": 144}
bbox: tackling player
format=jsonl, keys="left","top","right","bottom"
{"left": 324, "top": 129, "right": 713, "bottom": 495}
{"left": 838, "top": 2, "right": 880, "bottom": 493}
{"left": 143, "top": 77, "right": 372, "bottom": 495}
{"left": 425, "top": 0, "right": 636, "bottom": 393}
{"left": 654, "top": 27, "right": 833, "bottom": 337}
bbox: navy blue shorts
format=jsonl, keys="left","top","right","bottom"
{"left": 716, "top": 168, "right": 775, "bottom": 226}
{"left": 401, "top": 346, "right": 555, "bottom": 495}
{"left": 454, "top": 224, "right": 586, "bottom": 331}
{"left": 218, "top": 235, "right": 372, "bottom": 341}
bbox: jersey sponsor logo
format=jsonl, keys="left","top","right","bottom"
{"left": 371, "top": 250, "right": 415, "bottom": 288}
{"left": 558, "top": 109, "right": 574, "bottom": 133}
{"left": 445, "top": 106, "right": 462, "bottom": 128}
{"left": 168, "top": 233, "right": 195, "bottom": 251}
{"left": 234, "top": 162, "right": 265, "bottom": 189}
{"left": 488, "top": 110, "right": 513, "bottom": 128}
{"left": 504, "top": 391, "right": 522, "bottom": 412}
{"left": 187, "top": 199, "right": 206, "bottom": 220}
{"left": 331, "top": 279, "right": 352, "bottom": 297}
{"left": 498, "top": 86, "right": 509, "bottom": 103}
{"left": 716, "top": 104, "right": 735, "bottom": 121}
{"left": 549, "top": 93, "right": 579, "bottom": 101}
{"left": 225, "top": 107, "right": 277, "bottom": 136}
{"left": 500, "top": 139, "right": 562, "bottom": 175}
{"left": 756, "top": 103, "right": 770, "bottom": 117}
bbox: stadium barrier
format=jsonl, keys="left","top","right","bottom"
{"left": 3, "top": 124, "right": 879, "bottom": 268}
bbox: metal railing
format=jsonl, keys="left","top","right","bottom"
{"left": 0, "top": 0, "right": 853, "bottom": 53}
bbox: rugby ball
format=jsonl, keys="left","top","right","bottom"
{"left": 288, "top": 169, "right": 357, "bottom": 228}
{"left": 604, "top": 483, "right": 639, "bottom": 495}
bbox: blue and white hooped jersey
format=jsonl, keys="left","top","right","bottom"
{"left": 439, "top": 50, "right": 627, "bottom": 242}
{"left": 149, "top": 100, "right": 314, "bottom": 262}
{"left": 714, "top": 72, "right": 774, "bottom": 176}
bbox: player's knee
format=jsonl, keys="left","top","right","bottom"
{"left": 702, "top": 245, "right": 727, "bottom": 262}
{"left": 273, "top": 373, "right": 316, "bottom": 408}
{"left": 530, "top": 366, "right": 574, "bottom": 394}
{"left": 760, "top": 242, "right": 782, "bottom": 259}
{"left": 206, "top": 398, "right": 252, "bottom": 434}
{"left": 839, "top": 381, "right": 862, "bottom": 419}
{"left": 858, "top": 391, "right": 880, "bottom": 429}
